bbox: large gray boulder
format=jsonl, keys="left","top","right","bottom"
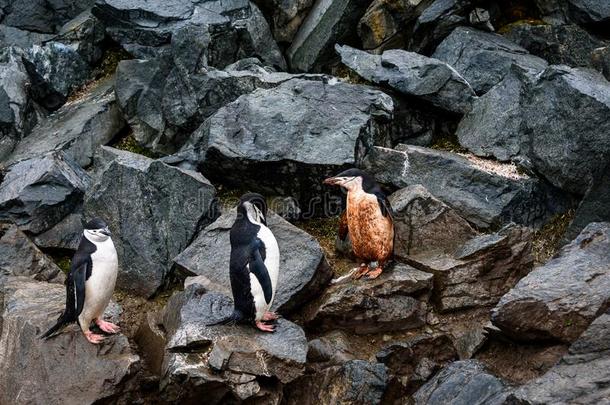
{"left": 359, "top": 144, "right": 572, "bottom": 229}
{"left": 116, "top": 54, "right": 323, "bottom": 154}
{"left": 565, "top": 0, "right": 610, "bottom": 25}
{"left": 92, "top": 0, "right": 285, "bottom": 69}
{"left": 413, "top": 360, "right": 511, "bottom": 405}
{"left": 0, "top": 0, "right": 95, "bottom": 34}
{"left": 0, "top": 223, "right": 64, "bottom": 283}
{"left": 389, "top": 184, "right": 477, "bottom": 259}
{"left": 84, "top": 147, "right": 217, "bottom": 297}
{"left": 492, "top": 222, "right": 610, "bottom": 343}
{"left": 304, "top": 263, "right": 433, "bottom": 334}
{"left": 54, "top": 10, "right": 106, "bottom": 66}
{"left": 6, "top": 77, "right": 125, "bottom": 168}
{"left": 160, "top": 287, "right": 307, "bottom": 403}
{"left": 0, "top": 24, "right": 53, "bottom": 48}
{"left": 0, "top": 277, "right": 139, "bottom": 405}
{"left": 433, "top": 26, "right": 548, "bottom": 94}
{"left": 407, "top": 224, "right": 533, "bottom": 311}
{"left": 510, "top": 311, "right": 610, "bottom": 404}
{"left": 337, "top": 44, "right": 476, "bottom": 114}
{"left": 0, "top": 151, "right": 90, "bottom": 234}
{"left": 286, "top": 0, "right": 371, "bottom": 72}
{"left": 174, "top": 209, "right": 332, "bottom": 314}
{"left": 283, "top": 360, "right": 388, "bottom": 405}
{"left": 33, "top": 212, "right": 82, "bottom": 251}
{"left": 181, "top": 78, "right": 393, "bottom": 214}
{"left": 457, "top": 65, "right": 610, "bottom": 195}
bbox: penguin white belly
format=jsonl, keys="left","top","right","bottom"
{"left": 79, "top": 239, "right": 118, "bottom": 328}
{"left": 250, "top": 225, "right": 280, "bottom": 321}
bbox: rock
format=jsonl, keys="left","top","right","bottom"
{"left": 452, "top": 323, "right": 488, "bottom": 359}
{"left": 304, "top": 263, "right": 432, "bottom": 334}
{"left": 92, "top": 0, "right": 285, "bottom": 69}
{"left": 283, "top": 360, "right": 388, "bottom": 405}
{"left": 457, "top": 65, "right": 610, "bottom": 195}
{"left": 565, "top": 0, "right": 610, "bottom": 25}
{"left": 286, "top": 0, "right": 371, "bottom": 72}
{"left": 307, "top": 331, "right": 356, "bottom": 364}
{"left": 22, "top": 42, "right": 91, "bottom": 110}
{"left": 407, "top": 224, "right": 533, "bottom": 311}
{"left": 173, "top": 209, "right": 332, "bottom": 314}
{"left": 409, "top": 0, "right": 474, "bottom": 54}
{"left": 33, "top": 212, "right": 82, "bottom": 250}
{"left": 510, "top": 311, "right": 610, "bottom": 404}
{"left": 432, "top": 26, "right": 548, "bottom": 94}
{"left": 359, "top": 144, "right": 572, "bottom": 229}
{"left": 254, "top": 0, "right": 315, "bottom": 44}
{"left": 0, "top": 151, "right": 90, "bottom": 234}
{"left": 0, "top": 277, "right": 139, "bottom": 405}
{"left": 591, "top": 46, "right": 610, "bottom": 81}
{"left": 357, "top": 0, "right": 424, "bottom": 51}
{"left": 160, "top": 287, "right": 307, "bottom": 402}
{"left": 0, "top": 0, "right": 95, "bottom": 34}
{"left": 54, "top": 10, "right": 106, "bottom": 65}
{"left": 468, "top": 7, "right": 494, "bottom": 31}
{"left": 563, "top": 162, "right": 610, "bottom": 243}
{"left": 84, "top": 146, "right": 217, "bottom": 297}
{"left": 337, "top": 44, "right": 476, "bottom": 114}
{"left": 115, "top": 54, "right": 323, "bottom": 155}
{"left": 377, "top": 333, "right": 457, "bottom": 397}
{"left": 134, "top": 311, "right": 166, "bottom": 376}
{"left": 6, "top": 77, "right": 125, "bottom": 168}
{"left": 0, "top": 24, "right": 53, "bottom": 48}
{"left": 413, "top": 360, "right": 511, "bottom": 404}
{"left": 182, "top": 78, "right": 393, "bottom": 214}
{"left": 503, "top": 23, "right": 604, "bottom": 69}
{"left": 389, "top": 184, "right": 477, "bottom": 259}
{"left": 0, "top": 223, "right": 64, "bottom": 283}
{"left": 492, "top": 222, "right": 610, "bottom": 343}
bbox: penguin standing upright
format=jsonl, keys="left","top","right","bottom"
{"left": 209, "top": 193, "right": 280, "bottom": 332}
{"left": 324, "top": 169, "right": 394, "bottom": 279}
{"left": 41, "top": 218, "right": 120, "bottom": 344}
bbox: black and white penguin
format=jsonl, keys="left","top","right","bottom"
{"left": 209, "top": 193, "right": 280, "bottom": 332}
{"left": 41, "top": 218, "right": 120, "bottom": 344}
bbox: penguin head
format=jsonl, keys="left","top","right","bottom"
{"left": 83, "top": 217, "right": 112, "bottom": 243}
{"left": 237, "top": 193, "right": 267, "bottom": 226}
{"left": 323, "top": 168, "right": 374, "bottom": 192}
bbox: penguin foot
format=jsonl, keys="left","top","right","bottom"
{"left": 84, "top": 330, "right": 105, "bottom": 344}
{"left": 262, "top": 311, "right": 279, "bottom": 322}
{"left": 96, "top": 318, "right": 120, "bottom": 334}
{"left": 255, "top": 321, "right": 275, "bottom": 333}
{"left": 366, "top": 267, "right": 383, "bottom": 279}
{"left": 351, "top": 264, "right": 369, "bottom": 279}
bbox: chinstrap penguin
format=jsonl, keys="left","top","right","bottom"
{"left": 324, "top": 169, "right": 394, "bottom": 279}
{"left": 208, "top": 193, "right": 280, "bottom": 332}
{"left": 41, "top": 218, "right": 120, "bottom": 344}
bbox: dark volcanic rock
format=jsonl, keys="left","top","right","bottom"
{"left": 457, "top": 65, "right": 610, "bottom": 195}
{"left": 0, "top": 277, "right": 139, "bottom": 405}
{"left": 84, "top": 146, "right": 217, "bottom": 297}
{"left": 413, "top": 360, "right": 510, "bottom": 405}
{"left": 174, "top": 209, "right": 332, "bottom": 314}
{"left": 337, "top": 44, "right": 476, "bottom": 114}
{"left": 181, "top": 78, "right": 393, "bottom": 213}
{"left": 33, "top": 212, "right": 82, "bottom": 250}
{"left": 286, "top": 0, "right": 371, "bottom": 72}
{"left": 565, "top": 0, "right": 610, "bottom": 25}
{"left": 503, "top": 23, "right": 604, "bottom": 69}
{"left": 408, "top": 224, "right": 533, "bottom": 311}
{"left": 0, "top": 0, "right": 95, "bottom": 34}
{"left": 54, "top": 10, "right": 106, "bottom": 65}
{"left": 254, "top": 0, "right": 314, "bottom": 44}
{"left": 492, "top": 222, "right": 610, "bottom": 343}
{"left": 377, "top": 333, "right": 458, "bottom": 397}
{"left": 433, "top": 26, "right": 548, "bottom": 94}
{"left": 359, "top": 144, "right": 571, "bottom": 229}
{"left": 0, "top": 24, "right": 53, "bottom": 48}
{"left": 389, "top": 184, "right": 477, "bottom": 259}
{"left": 510, "top": 311, "right": 610, "bottom": 404}
{"left": 161, "top": 287, "right": 307, "bottom": 402}
{"left": 93, "top": 0, "right": 285, "bottom": 69}
{"left": 304, "top": 263, "right": 432, "bottom": 334}
{"left": 0, "top": 151, "right": 90, "bottom": 234}
{"left": 307, "top": 330, "right": 356, "bottom": 365}
{"left": 283, "top": 360, "right": 388, "bottom": 405}
{"left": 0, "top": 223, "right": 64, "bottom": 283}
{"left": 357, "top": 0, "right": 423, "bottom": 51}
{"left": 591, "top": 46, "right": 610, "bottom": 81}
{"left": 7, "top": 77, "right": 125, "bottom": 168}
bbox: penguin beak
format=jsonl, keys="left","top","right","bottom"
{"left": 100, "top": 227, "right": 112, "bottom": 236}
{"left": 323, "top": 176, "right": 352, "bottom": 187}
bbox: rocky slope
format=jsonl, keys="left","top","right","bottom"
{"left": 0, "top": 0, "right": 609, "bottom": 404}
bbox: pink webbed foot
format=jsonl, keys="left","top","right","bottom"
{"left": 84, "top": 330, "right": 105, "bottom": 344}
{"left": 255, "top": 321, "right": 276, "bottom": 333}
{"left": 262, "top": 311, "right": 279, "bottom": 322}
{"left": 96, "top": 318, "right": 120, "bottom": 334}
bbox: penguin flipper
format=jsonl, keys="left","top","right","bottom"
{"left": 249, "top": 241, "right": 273, "bottom": 305}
